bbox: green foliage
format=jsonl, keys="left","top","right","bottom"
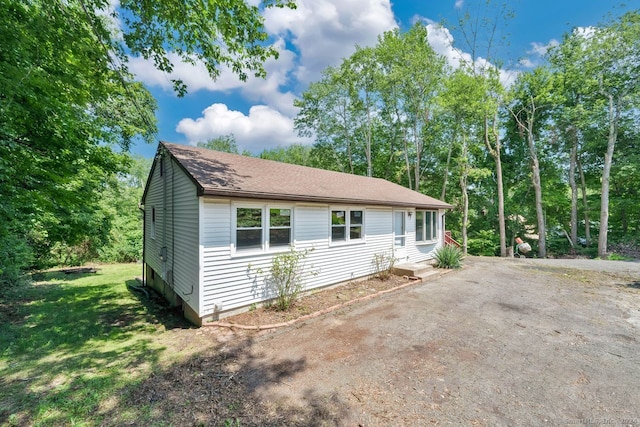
{"left": 266, "top": 248, "right": 316, "bottom": 311}
{"left": 119, "top": 0, "right": 296, "bottom": 96}
{"left": 0, "top": 0, "right": 293, "bottom": 281}
{"left": 260, "top": 144, "right": 314, "bottom": 166}
{"left": 0, "top": 232, "right": 32, "bottom": 288}
{"left": 606, "top": 253, "right": 633, "bottom": 261}
{"left": 197, "top": 134, "right": 241, "bottom": 154}
{"left": 467, "top": 230, "right": 500, "bottom": 256}
{"left": 371, "top": 252, "right": 397, "bottom": 280}
{"left": 433, "top": 245, "right": 464, "bottom": 269}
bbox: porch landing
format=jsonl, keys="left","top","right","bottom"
{"left": 392, "top": 261, "right": 439, "bottom": 281}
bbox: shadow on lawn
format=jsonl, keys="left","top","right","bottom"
{"left": 0, "top": 269, "right": 187, "bottom": 426}
{"left": 125, "top": 279, "right": 194, "bottom": 330}
{"left": 102, "top": 337, "right": 350, "bottom": 426}
{"left": 1, "top": 270, "right": 349, "bottom": 426}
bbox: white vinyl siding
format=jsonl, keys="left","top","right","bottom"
{"left": 142, "top": 155, "right": 200, "bottom": 315}
{"left": 171, "top": 162, "right": 200, "bottom": 312}
{"left": 172, "top": 197, "right": 447, "bottom": 318}
{"left": 201, "top": 202, "right": 399, "bottom": 316}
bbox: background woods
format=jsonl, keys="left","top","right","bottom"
{"left": 1, "top": 2, "right": 638, "bottom": 285}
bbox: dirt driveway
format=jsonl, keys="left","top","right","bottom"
{"left": 226, "top": 256, "right": 640, "bottom": 426}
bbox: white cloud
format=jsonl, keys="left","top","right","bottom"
{"left": 455, "top": 0, "right": 464, "bottom": 9}
{"left": 130, "top": 0, "right": 396, "bottom": 95}
{"left": 264, "top": 0, "right": 397, "bottom": 84}
{"left": 529, "top": 40, "right": 559, "bottom": 56}
{"left": 516, "top": 39, "right": 560, "bottom": 69}
{"left": 128, "top": 52, "right": 243, "bottom": 93}
{"left": 422, "top": 21, "right": 518, "bottom": 87}
{"left": 175, "top": 103, "right": 312, "bottom": 152}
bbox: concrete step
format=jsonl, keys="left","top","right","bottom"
{"left": 392, "top": 261, "right": 435, "bottom": 278}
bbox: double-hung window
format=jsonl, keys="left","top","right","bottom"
{"left": 236, "top": 207, "right": 263, "bottom": 250}
{"left": 234, "top": 205, "right": 293, "bottom": 252}
{"left": 416, "top": 210, "right": 438, "bottom": 242}
{"left": 331, "top": 208, "right": 364, "bottom": 243}
{"left": 269, "top": 208, "right": 292, "bottom": 247}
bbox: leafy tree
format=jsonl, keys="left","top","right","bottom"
{"left": 452, "top": 0, "right": 514, "bottom": 257}
{"left": 259, "top": 144, "right": 314, "bottom": 166}
{"left": 585, "top": 12, "right": 640, "bottom": 257}
{"left": 375, "top": 24, "right": 448, "bottom": 191}
{"left": 0, "top": 0, "right": 295, "bottom": 282}
{"left": 508, "top": 67, "right": 558, "bottom": 258}
{"left": 197, "top": 134, "right": 241, "bottom": 154}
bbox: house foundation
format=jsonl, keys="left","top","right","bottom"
{"left": 144, "top": 264, "right": 202, "bottom": 326}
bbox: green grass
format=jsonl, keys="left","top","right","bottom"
{"left": 0, "top": 264, "right": 192, "bottom": 426}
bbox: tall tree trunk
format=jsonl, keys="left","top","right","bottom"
{"left": 577, "top": 155, "right": 590, "bottom": 245}
{"left": 598, "top": 94, "right": 619, "bottom": 258}
{"left": 568, "top": 129, "right": 578, "bottom": 252}
{"left": 413, "top": 122, "right": 422, "bottom": 192}
{"left": 365, "top": 93, "right": 373, "bottom": 177}
{"left": 340, "top": 107, "right": 354, "bottom": 174}
{"left": 460, "top": 134, "right": 469, "bottom": 255}
{"left": 484, "top": 113, "right": 507, "bottom": 257}
{"left": 441, "top": 137, "right": 454, "bottom": 201}
{"left": 402, "top": 129, "right": 413, "bottom": 190}
{"left": 526, "top": 116, "right": 546, "bottom": 258}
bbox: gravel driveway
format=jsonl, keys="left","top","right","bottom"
{"left": 241, "top": 256, "right": 640, "bottom": 426}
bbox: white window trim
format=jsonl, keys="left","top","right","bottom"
{"left": 231, "top": 203, "right": 294, "bottom": 256}
{"left": 415, "top": 209, "right": 439, "bottom": 245}
{"left": 329, "top": 207, "right": 366, "bottom": 246}
{"left": 393, "top": 209, "right": 407, "bottom": 248}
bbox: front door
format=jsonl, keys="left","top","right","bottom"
{"left": 394, "top": 210, "right": 407, "bottom": 260}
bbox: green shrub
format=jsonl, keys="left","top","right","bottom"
{"left": 433, "top": 245, "right": 463, "bottom": 269}
{"left": 467, "top": 229, "right": 499, "bottom": 256}
{"left": 266, "top": 248, "right": 316, "bottom": 311}
{"left": 371, "top": 251, "right": 397, "bottom": 280}
{"left": 0, "top": 232, "right": 33, "bottom": 288}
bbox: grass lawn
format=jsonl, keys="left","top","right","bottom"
{"left": 0, "top": 264, "right": 199, "bottom": 426}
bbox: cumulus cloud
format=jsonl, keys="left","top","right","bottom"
{"left": 134, "top": 0, "right": 397, "bottom": 151}
{"left": 175, "top": 104, "right": 312, "bottom": 152}
{"left": 263, "top": 0, "right": 397, "bottom": 84}
{"left": 421, "top": 21, "right": 518, "bottom": 87}
{"left": 529, "top": 40, "right": 559, "bottom": 56}
{"left": 516, "top": 39, "right": 560, "bottom": 69}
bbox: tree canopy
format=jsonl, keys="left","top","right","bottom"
{"left": 0, "top": 0, "right": 295, "bottom": 283}
{"left": 293, "top": 10, "right": 640, "bottom": 258}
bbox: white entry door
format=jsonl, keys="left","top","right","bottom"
{"left": 394, "top": 210, "right": 407, "bottom": 260}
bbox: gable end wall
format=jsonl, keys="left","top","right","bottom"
{"left": 143, "top": 154, "right": 200, "bottom": 316}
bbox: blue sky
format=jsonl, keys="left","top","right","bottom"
{"left": 128, "top": 0, "right": 640, "bottom": 158}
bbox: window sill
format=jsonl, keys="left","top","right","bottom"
{"left": 329, "top": 239, "right": 366, "bottom": 248}
{"left": 416, "top": 240, "right": 438, "bottom": 246}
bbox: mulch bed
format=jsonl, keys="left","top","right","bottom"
{"left": 222, "top": 274, "right": 416, "bottom": 327}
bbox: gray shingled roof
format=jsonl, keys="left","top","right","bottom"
{"left": 160, "top": 141, "right": 452, "bottom": 210}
